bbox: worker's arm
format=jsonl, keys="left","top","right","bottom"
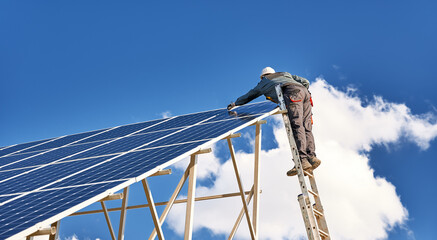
{"left": 234, "top": 81, "right": 264, "bottom": 106}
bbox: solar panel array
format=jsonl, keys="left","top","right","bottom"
{"left": 0, "top": 101, "right": 278, "bottom": 240}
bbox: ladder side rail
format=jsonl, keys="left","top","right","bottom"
{"left": 275, "top": 85, "right": 321, "bottom": 240}
{"left": 274, "top": 85, "right": 311, "bottom": 197}
{"left": 308, "top": 173, "right": 331, "bottom": 239}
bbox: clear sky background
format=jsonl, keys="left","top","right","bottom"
{"left": 1, "top": 1, "right": 437, "bottom": 240}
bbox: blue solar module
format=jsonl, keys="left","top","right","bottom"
{"left": 18, "top": 129, "right": 105, "bottom": 154}
{"left": 0, "top": 139, "right": 52, "bottom": 157}
{"left": 1, "top": 140, "right": 112, "bottom": 171}
{"left": 0, "top": 101, "right": 278, "bottom": 240}
{"left": 0, "top": 181, "right": 123, "bottom": 240}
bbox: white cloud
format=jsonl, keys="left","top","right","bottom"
{"left": 161, "top": 111, "right": 172, "bottom": 119}
{"left": 64, "top": 234, "right": 78, "bottom": 240}
{"left": 166, "top": 79, "right": 437, "bottom": 239}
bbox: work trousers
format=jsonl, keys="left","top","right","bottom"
{"left": 282, "top": 84, "right": 316, "bottom": 160}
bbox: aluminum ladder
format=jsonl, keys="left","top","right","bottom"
{"left": 275, "top": 85, "right": 331, "bottom": 240}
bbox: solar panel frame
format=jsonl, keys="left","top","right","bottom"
{"left": 0, "top": 101, "right": 279, "bottom": 240}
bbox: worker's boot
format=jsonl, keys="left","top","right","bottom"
{"left": 308, "top": 156, "right": 321, "bottom": 170}
{"left": 286, "top": 158, "right": 312, "bottom": 176}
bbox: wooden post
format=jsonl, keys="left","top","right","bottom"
{"left": 253, "top": 122, "right": 262, "bottom": 238}
{"left": 184, "top": 154, "right": 198, "bottom": 240}
{"left": 142, "top": 179, "right": 165, "bottom": 240}
{"left": 49, "top": 221, "right": 60, "bottom": 240}
{"left": 118, "top": 187, "right": 129, "bottom": 240}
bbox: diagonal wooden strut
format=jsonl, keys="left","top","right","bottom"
{"left": 148, "top": 165, "right": 191, "bottom": 240}
{"left": 227, "top": 138, "right": 257, "bottom": 240}
{"left": 143, "top": 179, "right": 165, "bottom": 240}
{"left": 101, "top": 201, "right": 116, "bottom": 240}
{"left": 228, "top": 186, "right": 255, "bottom": 240}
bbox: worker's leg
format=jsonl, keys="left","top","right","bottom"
{"left": 284, "top": 85, "right": 309, "bottom": 160}
{"left": 283, "top": 85, "right": 312, "bottom": 176}
{"left": 302, "top": 90, "right": 315, "bottom": 158}
{"left": 302, "top": 90, "right": 321, "bottom": 169}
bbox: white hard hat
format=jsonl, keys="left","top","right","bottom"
{"left": 260, "top": 67, "right": 275, "bottom": 77}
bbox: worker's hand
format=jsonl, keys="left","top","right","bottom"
{"left": 227, "top": 102, "right": 236, "bottom": 110}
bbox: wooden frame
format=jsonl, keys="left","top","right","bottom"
{"left": 27, "top": 120, "right": 269, "bottom": 240}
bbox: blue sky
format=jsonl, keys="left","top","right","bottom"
{"left": 1, "top": 1, "right": 437, "bottom": 240}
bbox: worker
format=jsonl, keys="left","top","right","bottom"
{"left": 227, "top": 67, "right": 321, "bottom": 176}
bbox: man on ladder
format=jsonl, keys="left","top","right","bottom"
{"left": 227, "top": 67, "right": 321, "bottom": 176}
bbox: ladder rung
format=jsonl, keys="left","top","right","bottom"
{"left": 303, "top": 170, "right": 313, "bottom": 178}
{"left": 308, "top": 189, "right": 319, "bottom": 198}
{"left": 313, "top": 208, "right": 324, "bottom": 217}
{"left": 319, "top": 229, "right": 329, "bottom": 238}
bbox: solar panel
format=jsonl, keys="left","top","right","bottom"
{"left": 0, "top": 101, "right": 278, "bottom": 240}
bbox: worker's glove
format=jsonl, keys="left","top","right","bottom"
{"left": 227, "top": 102, "right": 236, "bottom": 110}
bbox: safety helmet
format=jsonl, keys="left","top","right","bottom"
{"left": 260, "top": 67, "right": 275, "bottom": 78}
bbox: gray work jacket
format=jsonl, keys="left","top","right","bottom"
{"left": 235, "top": 72, "right": 309, "bottom": 105}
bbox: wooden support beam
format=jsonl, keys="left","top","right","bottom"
{"left": 227, "top": 138, "right": 257, "bottom": 240}
{"left": 223, "top": 133, "right": 241, "bottom": 139}
{"left": 101, "top": 201, "right": 116, "bottom": 240}
{"left": 27, "top": 226, "right": 56, "bottom": 237}
{"left": 250, "top": 120, "right": 267, "bottom": 126}
{"left": 100, "top": 193, "right": 124, "bottom": 202}
{"left": 273, "top": 109, "right": 288, "bottom": 114}
{"left": 253, "top": 122, "right": 262, "bottom": 238}
{"left": 193, "top": 148, "right": 212, "bottom": 155}
{"left": 71, "top": 191, "right": 255, "bottom": 216}
{"left": 184, "top": 154, "right": 198, "bottom": 240}
{"left": 118, "top": 187, "right": 129, "bottom": 240}
{"left": 142, "top": 179, "right": 165, "bottom": 240}
{"left": 150, "top": 169, "right": 172, "bottom": 177}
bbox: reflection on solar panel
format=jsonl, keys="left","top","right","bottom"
{"left": 0, "top": 101, "right": 278, "bottom": 239}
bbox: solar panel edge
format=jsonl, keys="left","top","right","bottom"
{"left": 6, "top": 103, "right": 279, "bottom": 240}
{"left": 0, "top": 118, "right": 158, "bottom": 153}
{"left": 1, "top": 101, "right": 272, "bottom": 149}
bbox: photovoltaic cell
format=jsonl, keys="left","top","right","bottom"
{"left": 0, "top": 156, "right": 115, "bottom": 195}
{"left": 76, "top": 119, "right": 163, "bottom": 144}
{"left": 0, "top": 152, "right": 44, "bottom": 169}
{"left": 18, "top": 129, "right": 105, "bottom": 154}
{"left": 1, "top": 140, "right": 112, "bottom": 171}
{"left": 0, "top": 139, "right": 52, "bottom": 158}
{"left": 0, "top": 101, "right": 278, "bottom": 240}
{"left": 0, "top": 168, "right": 38, "bottom": 182}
